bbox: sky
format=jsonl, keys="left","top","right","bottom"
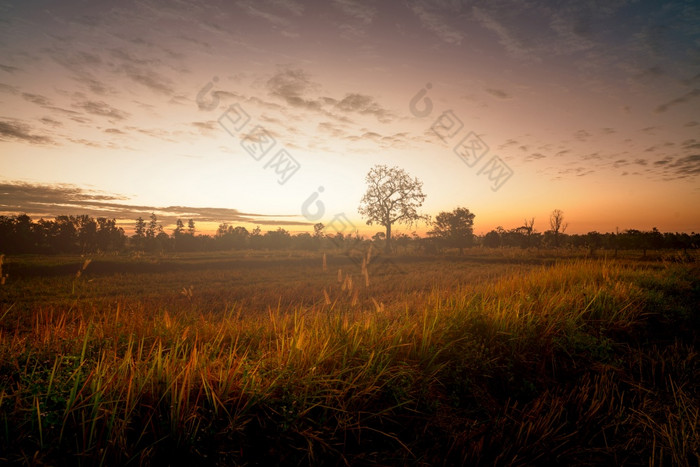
{"left": 1, "top": 0, "right": 699, "bottom": 237}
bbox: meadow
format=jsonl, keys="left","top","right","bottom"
{"left": 0, "top": 249, "right": 697, "bottom": 465}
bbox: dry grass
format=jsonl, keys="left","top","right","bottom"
{"left": 0, "top": 253, "right": 697, "bottom": 465}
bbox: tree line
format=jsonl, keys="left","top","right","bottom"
{"left": 1, "top": 164, "right": 697, "bottom": 256}
{"left": 0, "top": 212, "right": 696, "bottom": 256}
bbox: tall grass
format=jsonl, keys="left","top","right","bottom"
{"left": 0, "top": 258, "right": 697, "bottom": 465}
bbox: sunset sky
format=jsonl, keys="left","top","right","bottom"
{"left": 1, "top": 0, "right": 699, "bottom": 236}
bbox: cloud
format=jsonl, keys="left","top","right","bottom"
{"left": 0, "top": 64, "right": 20, "bottom": 73}
{"left": 212, "top": 90, "right": 242, "bottom": 102}
{"left": 266, "top": 68, "right": 394, "bottom": 122}
{"left": 126, "top": 126, "right": 176, "bottom": 142}
{"left": 668, "top": 155, "right": 700, "bottom": 177}
{"left": 643, "top": 154, "right": 700, "bottom": 179}
{"left": 339, "top": 127, "right": 409, "bottom": 150}
{"left": 485, "top": 88, "right": 511, "bottom": 99}
{"left": 73, "top": 100, "right": 130, "bottom": 120}
{"left": 410, "top": 1, "right": 463, "bottom": 45}
{"left": 333, "top": 0, "right": 376, "bottom": 24}
{"left": 682, "top": 139, "right": 700, "bottom": 151}
{"left": 40, "top": 117, "right": 63, "bottom": 128}
{"left": 498, "top": 139, "right": 519, "bottom": 150}
{"left": 22, "top": 93, "right": 53, "bottom": 106}
{"left": 550, "top": 165, "right": 595, "bottom": 180}
{"left": 109, "top": 48, "right": 157, "bottom": 66}
{"left": 547, "top": 9, "right": 596, "bottom": 53}
{"left": 66, "top": 137, "right": 103, "bottom": 148}
{"left": 50, "top": 50, "right": 103, "bottom": 70}
{"left": 0, "top": 181, "right": 312, "bottom": 226}
{"left": 0, "top": 83, "right": 18, "bottom": 94}
{"left": 121, "top": 64, "right": 175, "bottom": 95}
{"left": 0, "top": 120, "right": 54, "bottom": 144}
{"left": 73, "top": 74, "right": 112, "bottom": 95}
{"left": 192, "top": 121, "right": 219, "bottom": 133}
{"left": 318, "top": 121, "right": 349, "bottom": 139}
{"left": 472, "top": 6, "right": 539, "bottom": 61}
{"left": 574, "top": 129, "right": 591, "bottom": 141}
{"left": 654, "top": 88, "right": 700, "bottom": 113}
{"left": 335, "top": 93, "right": 393, "bottom": 122}
{"left": 267, "top": 68, "right": 325, "bottom": 110}
{"left": 525, "top": 153, "right": 546, "bottom": 162}
{"left": 236, "top": 1, "right": 293, "bottom": 28}
{"left": 270, "top": 0, "right": 305, "bottom": 16}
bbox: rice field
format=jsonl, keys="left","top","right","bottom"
{"left": 0, "top": 250, "right": 698, "bottom": 465}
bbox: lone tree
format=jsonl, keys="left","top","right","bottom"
{"left": 428, "top": 207, "right": 475, "bottom": 255}
{"left": 549, "top": 209, "right": 568, "bottom": 247}
{"left": 358, "top": 165, "right": 428, "bottom": 253}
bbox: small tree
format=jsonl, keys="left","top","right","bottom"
{"left": 187, "top": 219, "right": 196, "bottom": 236}
{"left": 549, "top": 209, "right": 568, "bottom": 247}
{"left": 146, "top": 213, "right": 162, "bottom": 239}
{"left": 428, "top": 207, "right": 475, "bottom": 255}
{"left": 134, "top": 217, "right": 146, "bottom": 238}
{"left": 358, "top": 165, "right": 428, "bottom": 253}
{"left": 483, "top": 230, "right": 501, "bottom": 248}
{"left": 173, "top": 219, "right": 185, "bottom": 237}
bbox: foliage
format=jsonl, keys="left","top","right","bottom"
{"left": 428, "top": 207, "right": 475, "bottom": 254}
{"left": 358, "top": 165, "right": 428, "bottom": 253}
{"left": 1, "top": 213, "right": 698, "bottom": 257}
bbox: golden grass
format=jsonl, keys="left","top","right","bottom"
{"left": 0, "top": 256, "right": 697, "bottom": 465}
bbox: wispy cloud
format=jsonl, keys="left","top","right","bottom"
{"left": 266, "top": 67, "right": 394, "bottom": 123}
{"left": 333, "top": 0, "right": 376, "bottom": 24}
{"left": 191, "top": 121, "right": 219, "bottom": 134}
{"left": 22, "top": 93, "right": 52, "bottom": 106}
{"left": 525, "top": 153, "right": 546, "bottom": 162}
{"left": 73, "top": 100, "right": 130, "bottom": 121}
{"left": 344, "top": 129, "right": 409, "bottom": 149}
{"left": 335, "top": 93, "right": 393, "bottom": 122}
{"left": 0, "top": 64, "right": 20, "bottom": 73}
{"left": 0, "top": 182, "right": 311, "bottom": 226}
{"left": 40, "top": 117, "right": 63, "bottom": 128}
{"left": 654, "top": 88, "right": 700, "bottom": 113}
{"left": 0, "top": 120, "right": 55, "bottom": 145}
{"left": 267, "top": 68, "right": 326, "bottom": 110}
{"left": 120, "top": 64, "right": 175, "bottom": 95}
{"left": 472, "top": 6, "right": 539, "bottom": 61}
{"left": 668, "top": 155, "right": 700, "bottom": 177}
{"left": 485, "top": 88, "right": 511, "bottom": 99}
{"left": 0, "top": 83, "right": 18, "bottom": 94}
{"left": 409, "top": 1, "right": 463, "bottom": 45}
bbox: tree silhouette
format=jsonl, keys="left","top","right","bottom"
{"left": 483, "top": 229, "right": 501, "bottom": 248}
{"left": 134, "top": 217, "right": 146, "bottom": 239}
{"left": 96, "top": 218, "right": 125, "bottom": 251}
{"left": 549, "top": 209, "right": 568, "bottom": 247}
{"left": 428, "top": 207, "right": 475, "bottom": 255}
{"left": 146, "top": 213, "right": 160, "bottom": 239}
{"left": 358, "top": 165, "right": 428, "bottom": 253}
{"left": 173, "top": 219, "right": 185, "bottom": 236}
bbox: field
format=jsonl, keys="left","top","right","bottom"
{"left": 0, "top": 249, "right": 698, "bottom": 465}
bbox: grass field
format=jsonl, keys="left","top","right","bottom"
{"left": 0, "top": 249, "right": 698, "bottom": 465}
